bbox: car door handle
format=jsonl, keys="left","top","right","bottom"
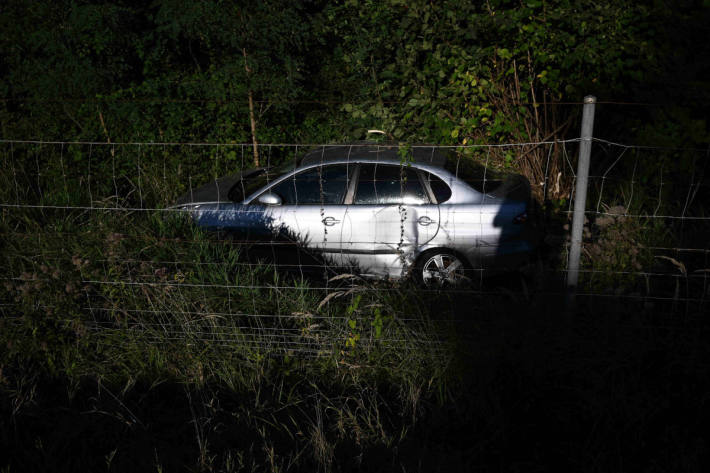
{"left": 322, "top": 216, "right": 341, "bottom": 226}
{"left": 417, "top": 216, "right": 436, "bottom": 226}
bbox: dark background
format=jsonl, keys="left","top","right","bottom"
{"left": 2, "top": 1, "right": 710, "bottom": 472}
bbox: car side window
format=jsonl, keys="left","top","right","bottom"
{"left": 423, "top": 171, "right": 452, "bottom": 203}
{"left": 266, "top": 164, "right": 350, "bottom": 205}
{"left": 353, "top": 164, "right": 430, "bottom": 205}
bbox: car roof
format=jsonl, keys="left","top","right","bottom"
{"left": 298, "top": 141, "right": 448, "bottom": 168}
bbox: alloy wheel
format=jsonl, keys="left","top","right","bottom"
{"left": 421, "top": 253, "right": 467, "bottom": 287}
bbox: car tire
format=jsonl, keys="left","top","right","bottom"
{"left": 414, "top": 249, "right": 470, "bottom": 288}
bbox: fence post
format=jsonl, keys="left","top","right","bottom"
{"left": 566, "top": 95, "right": 597, "bottom": 309}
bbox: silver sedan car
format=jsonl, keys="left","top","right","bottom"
{"left": 175, "top": 144, "right": 537, "bottom": 285}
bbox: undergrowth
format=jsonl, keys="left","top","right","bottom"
{"left": 2, "top": 146, "right": 709, "bottom": 472}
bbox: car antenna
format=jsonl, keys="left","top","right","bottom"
{"left": 366, "top": 129, "right": 389, "bottom": 142}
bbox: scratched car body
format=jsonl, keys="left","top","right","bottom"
{"left": 174, "top": 144, "right": 537, "bottom": 285}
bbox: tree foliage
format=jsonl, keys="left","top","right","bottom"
{"left": 1, "top": 0, "right": 708, "bottom": 152}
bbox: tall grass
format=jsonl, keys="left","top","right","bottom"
{"left": 2, "top": 144, "right": 709, "bottom": 471}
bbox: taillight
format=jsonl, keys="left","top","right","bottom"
{"left": 513, "top": 212, "right": 527, "bottom": 224}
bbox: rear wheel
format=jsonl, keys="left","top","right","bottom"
{"left": 415, "top": 249, "right": 469, "bottom": 287}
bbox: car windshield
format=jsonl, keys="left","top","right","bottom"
{"left": 228, "top": 162, "right": 297, "bottom": 202}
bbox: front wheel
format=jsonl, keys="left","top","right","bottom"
{"left": 415, "top": 250, "right": 469, "bottom": 288}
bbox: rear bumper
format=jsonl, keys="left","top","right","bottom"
{"left": 483, "top": 239, "right": 536, "bottom": 271}
{"left": 462, "top": 225, "right": 540, "bottom": 272}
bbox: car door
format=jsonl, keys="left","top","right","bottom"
{"left": 256, "top": 163, "right": 353, "bottom": 268}
{"left": 341, "top": 163, "right": 440, "bottom": 276}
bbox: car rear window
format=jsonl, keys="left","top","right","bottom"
{"left": 444, "top": 155, "right": 504, "bottom": 194}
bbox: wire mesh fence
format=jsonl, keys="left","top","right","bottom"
{"left": 1, "top": 131, "right": 709, "bottom": 358}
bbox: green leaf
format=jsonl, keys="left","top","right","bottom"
{"left": 497, "top": 48, "right": 512, "bottom": 60}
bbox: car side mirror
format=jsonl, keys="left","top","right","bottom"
{"left": 257, "top": 193, "right": 282, "bottom": 206}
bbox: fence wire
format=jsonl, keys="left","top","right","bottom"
{"left": 1, "top": 138, "right": 709, "bottom": 356}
